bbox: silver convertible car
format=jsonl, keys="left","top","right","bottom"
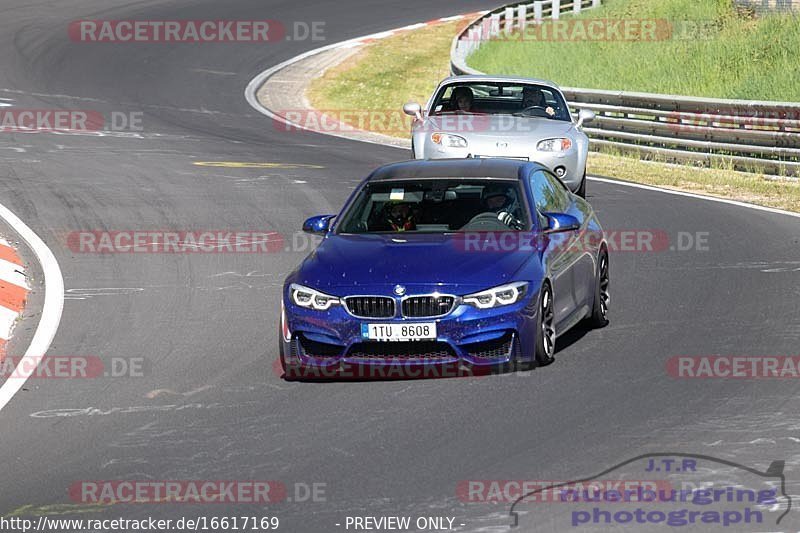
{"left": 403, "top": 75, "right": 595, "bottom": 197}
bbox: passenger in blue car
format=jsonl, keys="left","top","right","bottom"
{"left": 384, "top": 201, "right": 416, "bottom": 232}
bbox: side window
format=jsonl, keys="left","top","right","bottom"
{"left": 529, "top": 170, "right": 569, "bottom": 215}
{"left": 542, "top": 171, "right": 571, "bottom": 211}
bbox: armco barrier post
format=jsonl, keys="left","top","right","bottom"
{"left": 518, "top": 5, "right": 527, "bottom": 31}
{"left": 505, "top": 7, "right": 515, "bottom": 35}
{"left": 534, "top": 1, "right": 543, "bottom": 24}
{"left": 552, "top": 0, "right": 561, "bottom": 19}
{"left": 574, "top": 0, "right": 582, "bottom": 14}
{"left": 490, "top": 13, "right": 501, "bottom": 36}
{"left": 468, "top": 27, "right": 478, "bottom": 49}
{"left": 593, "top": 0, "right": 601, "bottom": 7}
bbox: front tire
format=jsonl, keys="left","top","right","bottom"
{"left": 279, "top": 338, "right": 287, "bottom": 373}
{"left": 587, "top": 249, "right": 610, "bottom": 328}
{"left": 534, "top": 282, "right": 556, "bottom": 366}
{"left": 576, "top": 172, "right": 586, "bottom": 198}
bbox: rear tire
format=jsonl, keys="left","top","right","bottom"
{"left": 534, "top": 282, "right": 556, "bottom": 366}
{"left": 587, "top": 249, "right": 610, "bottom": 328}
{"left": 576, "top": 173, "right": 586, "bottom": 198}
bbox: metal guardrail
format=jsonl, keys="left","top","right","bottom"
{"left": 450, "top": 0, "right": 800, "bottom": 175}
{"left": 735, "top": 0, "right": 800, "bottom": 14}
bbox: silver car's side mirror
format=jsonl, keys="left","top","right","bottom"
{"left": 576, "top": 109, "right": 596, "bottom": 127}
{"left": 403, "top": 102, "right": 422, "bottom": 120}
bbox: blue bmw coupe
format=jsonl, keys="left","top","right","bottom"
{"left": 280, "top": 159, "right": 609, "bottom": 378}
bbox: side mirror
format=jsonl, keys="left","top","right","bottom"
{"left": 543, "top": 213, "right": 580, "bottom": 234}
{"left": 302, "top": 215, "right": 336, "bottom": 235}
{"left": 403, "top": 102, "right": 423, "bottom": 120}
{"left": 576, "top": 109, "right": 595, "bottom": 127}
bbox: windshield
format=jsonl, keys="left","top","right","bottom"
{"left": 336, "top": 179, "right": 530, "bottom": 234}
{"left": 429, "top": 82, "right": 571, "bottom": 121}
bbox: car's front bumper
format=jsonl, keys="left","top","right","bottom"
{"left": 280, "top": 293, "right": 539, "bottom": 378}
{"left": 413, "top": 133, "right": 587, "bottom": 192}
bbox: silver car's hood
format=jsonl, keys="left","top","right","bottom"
{"left": 423, "top": 113, "right": 575, "bottom": 139}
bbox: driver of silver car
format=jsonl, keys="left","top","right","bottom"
{"left": 522, "top": 86, "right": 556, "bottom": 117}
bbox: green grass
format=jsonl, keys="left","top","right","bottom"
{"left": 308, "top": 20, "right": 465, "bottom": 123}
{"left": 469, "top": 0, "right": 800, "bottom": 100}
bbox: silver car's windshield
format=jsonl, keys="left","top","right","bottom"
{"left": 430, "top": 82, "right": 571, "bottom": 122}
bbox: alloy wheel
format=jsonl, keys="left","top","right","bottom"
{"left": 599, "top": 254, "right": 610, "bottom": 320}
{"left": 541, "top": 285, "right": 556, "bottom": 359}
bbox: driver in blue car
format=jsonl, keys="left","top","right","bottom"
{"left": 384, "top": 201, "right": 417, "bottom": 232}
{"left": 482, "top": 185, "right": 524, "bottom": 230}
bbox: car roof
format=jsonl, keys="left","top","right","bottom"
{"left": 366, "top": 159, "right": 547, "bottom": 182}
{"left": 437, "top": 74, "right": 561, "bottom": 91}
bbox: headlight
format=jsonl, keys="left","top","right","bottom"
{"left": 537, "top": 138, "right": 572, "bottom": 152}
{"left": 431, "top": 132, "right": 468, "bottom": 148}
{"left": 463, "top": 282, "right": 528, "bottom": 309}
{"left": 290, "top": 283, "right": 340, "bottom": 311}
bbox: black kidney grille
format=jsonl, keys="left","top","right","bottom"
{"left": 402, "top": 296, "right": 456, "bottom": 318}
{"left": 344, "top": 296, "right": 395, "bottom": 318}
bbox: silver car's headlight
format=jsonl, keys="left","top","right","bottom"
{"left": 537, "top": 138, "right": 573, "bottom": 152}
{"left": 431, "top": 132, "right": 468, "bottom": 148}
{"left": 290, "top": 283, "right": 340, "bottom": 311}
{"left": 463, "top": 282, "right": 528, "bottom": 309}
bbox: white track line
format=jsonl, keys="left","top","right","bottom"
{"left": 588, "top": 176, "right": 800, "bottom": 220}
{"left": 245, "top": 31, "right": 415, "bottom": 148}
{"left": 244, "top": 16, "right": 800, "bottom": 223}
{"left": 0, "top": 201, "right": 64, "bottom": 412}
{"left": 244, "top": 13, "right": 477, "bottom": 149}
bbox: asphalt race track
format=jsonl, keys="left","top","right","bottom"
{"left": 0, "top": 1, "right": 799, "bottom": 532}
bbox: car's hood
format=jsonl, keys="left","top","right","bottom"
{"left": 294, "top": 233, "right": 535, "bottom": 294}
{"left": 424, "top": 113, "right": 575, "bottom": 139}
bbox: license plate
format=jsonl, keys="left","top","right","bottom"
{"left": 474, "top": 155, "right": 529, "bottom": 161}
{"left": 361, "top": 322, "right": 437, "bottom": 341}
